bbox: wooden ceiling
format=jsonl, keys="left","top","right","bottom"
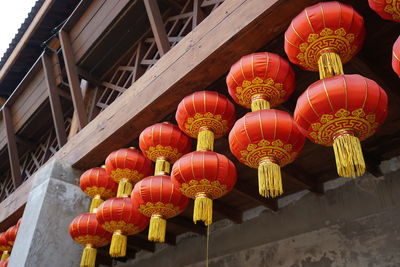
{"left": 94, "top": 0, "right": 400, "bottom": 264}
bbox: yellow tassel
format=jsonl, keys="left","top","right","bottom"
{"left": 258, "top": 158, "right": 283, "bottom": 198}
{"left": 148, "top": 214, "right": 166, "bottom": 243}
{"left": 333, "top": 132, "right": 365, "bottom": 178}
{"left": 80, "top": 244, "right": 97, "bottom": 267}
{"left": 193, "top": 192, "right": 213, "bottom": 226}
{"left": 109, "top": 230, "right": 127, "bottom": 258}
{"left": 89, "top": 195, "right": 103, "bottom": 213}
{"left": 1, "top": 251, "right": 9, "bottom": 261}
{"left": 318, "top": 51, "right": 344, "bottom": 79}
{"left": 251, "top": 94, "right": 270, "bottom": 111}
{"left": 116, "top": 178, "right": 133, "bottom": 197}
{"left": 155, "top": 157, "right": 171, "bottom": 175}
{"left": 196, "top": 127, "right": 214, "bottom": 151}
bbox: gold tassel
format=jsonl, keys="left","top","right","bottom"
{"left": 196, "top": 127, "right": 214, "bottom": 151}
{"left": 1, "top": 251, "right": 9, "bottom": 261}
{"left": 116, "top": 178, "right": 133, "bottom": 197}
{"left": 80, "top": 244, "right": 97, "bottom": 267}
{"left": 333, "top": 131, "right": 365, "bottom": 178}
{"left": 193, "top": 192, "right": 213, "bottom": 226}
{"left": 258, "top": 158, "right": 283, "bottom": 198}
{"left": 89, "top": 195, "right": 103, "bottom": 213}
{"left": 148, "top": 214, "right": 166, "bottom": 243}
{"left": 318, "top": 51, "right": 344, "bottom": 79}
{"left": 251, "top": 94, "right": 270, "bottom": 111}
{"left": 109, "top": 230, "right": 127, "bottom": 258}
{"left": 155, "top": 157, "right": 171, "bottom": 175}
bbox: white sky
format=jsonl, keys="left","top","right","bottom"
{"left": 0, "top": 0, "right": 37, "bottom": 60}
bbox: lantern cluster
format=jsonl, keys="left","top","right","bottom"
{"left": 284, "top": 1, "right": 388, "bottom": 178}
{"left": 0, "top": 218, "right": 21, "bottom": 264}
{"left": 172, "top": 91, "right": 238, "bottom": 226}
{"left": 226, "top": 52, "right": 305, "bottom": 198}
{"left": 69, "top": 166, "right": 117, "bottom": 266}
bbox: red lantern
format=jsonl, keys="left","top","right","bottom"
{"left": 96, "top": 197, "right": 149, "bottom": 257}
{"left": 171, "top": 151, "right": 237, "bottom": 225}
{"left": 294, "top": 74, "right": 388, "bottom": 178}
{"left": 229, "top": 109, "right": 305, "bottom": 198}
{"left": 226, "top": 52, "right": 295, "bottom": 111}
{"left": 175, "top": 91, "right": 236, "bottom": 151}
{"left": 0, "top": 233, "right": 11, "bottom": 261}
{"left": 5, "top": 226, "right": 18, "bottom": 247}
{"left": 105, "top": 148, "right": 153, "bottom": 197}
{"left": 69, "top": 213, "right": 112, "bottom": 267}
{"left": 0, "top": 258, "right": 8, "bottom": 267}
{"left": 284, "top": 2, "right": 365, "bottom": 79}
{"left": 131, "top": 175, "right": 188, "bottom": 242}
{"left": 368, "top": 0, "right": 400, "bottom": 23}
{"left": 393, "top": 36, "right": 400, "bottom": 77}
{"left": 139, "top": 122, "right": 192, "bottom": 175}
{"left": 80, "top": 167, "right": 118, "bottom": 212}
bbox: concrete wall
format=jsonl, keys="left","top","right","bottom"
{"left": 116, "top": 157, "right": 400, "bottom": 267}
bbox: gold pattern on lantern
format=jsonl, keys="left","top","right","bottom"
{"left": 139, "top": 202, "right": 182, "bottom": 219}
{"left": 145, "top": 145, "right": 182, "bottom": 163}
{"left": 180, "top": 179, "right": 228, "bottom": 199}
{"left": 239, "top": 139, "right": 296, "bottom": 168}
{"left": 309, "top": 108, "right": 379, "bottom": 146}
{"left": 184, "top": 112, "right": 229, "bottom": 138}
{"left": 102, "top": 221, "right": 140, "bottom": 235}
{"left": 84, "top": 186, "right": 115, "bottom": 199}
{"left": 110, "top": 169, "right": 144, "bottom": 184}
{"left": 235, "top": 77, "right": 286, "bottom": 108}
{"left": 297, "top": 28, "right": 357, "bottom": 71}
{"left": 384, "top": 0, "right": 400, "bottom": 20}
{"left": 74, "top": 235, "right": 110, "bottom": 247}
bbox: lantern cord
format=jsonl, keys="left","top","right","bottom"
{"left": 206, "top": 225, "right": 210, "bottom": 267}
{"left": 318, "top": 51, "right": 344, "bottom": 79}
{"left": 197, "top": 127, "right": 214, "bottom": 151}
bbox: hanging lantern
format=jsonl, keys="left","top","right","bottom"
{"left": 226, "top": 52, "right": 295, "bottom": 111}
{"left": 105, "top": 148, "right": 153, "bottom": 197}
{"left": 0, "top": 258, "right": 8, "bottom": 267}
{"left": 80, "top": 167, "right": 118, "bottom": 212}
{"left": 284, "top": 1, "right": 365, "bottom": 79}
{"left": 96, "top": 197, "right": 149, "bottom": 257}
{"left": 294, "top": 74, "right": 388, "bottom": 178}
{"left": 176, "top": 91, "right": 236, "bottom": 151}
{"left": 0, "top": 233, "right": 11, "bottom": 261}
{"left": 139, "top": 122, "right": 192, "bottom": 175}
{"left": 131, "top": 175, "right": 188, "bottom": 242}
{"left": 393, "top": 36, "right": 400, "bottom": 77}
{"left": 69, "top": 213, "right": 112, "bottom": 267}
{"left": 171, "top": 151, "right": 237, "bottom": 225}
{"left": 229, "top": 109, "right": 305, "bottom": 198}
{"left": 368, "top": 0, "right": 400, "bottom": 23}
{"left": 5, "top": 225, "right": 18, "bottom": 247}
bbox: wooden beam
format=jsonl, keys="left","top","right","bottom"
{"left": 68, "top": 80, "right": 90, "bottom": 140}
{"left": 169, "top": 216, "right": 206, "bottom": 236}
{"left": 213, "top": 200, "right": 242, "bottom": 224}
{"left": 144, "top": 0, "right": 171, "bottom": 56}
{"left": 59, "top": 30, "right": 88, "bottom": 129}
{"left": 283, "top": 166, "right": 325, "bottom": 194}
{"left": 233, "top": 182, "right": 278, "bottom": 212}
{"left": 2, "top": 106, "right": 22, "bottom": 188}
{"left": 0, "top": 0, "right": 56, "bottom": 84}
{"left": 127, "top": 236, "right": 155, "bottom": 252}
{"left": 193, "top": 0, "right": 205, "bottom": 29}
{"left": 42, "top": 52, "right": 67, "bottom": 147}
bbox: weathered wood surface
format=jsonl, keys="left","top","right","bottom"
{"left": 55, "top": 0, "right": 319, "bottom": 169}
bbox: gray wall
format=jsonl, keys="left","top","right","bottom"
{"left": 116, "top": 156, "right": 400, "bottom": 267}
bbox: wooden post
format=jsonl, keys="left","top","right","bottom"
{"left": 59, "top": 30, "right": 88, "bottom": 128}
{"left": 42, "top": 52, "right": 67, "bottom": 147}
{"left": 144, "top": 0, "right": 171, "bottom": 56}
{"left": 2, "top": 106, "right": 22, "bottom": 188}
{"left": 68, "top": 79, "right": 89, "bottom": 139}
{"left": 193, "top": 0, "right": 205, "bottom": 29}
